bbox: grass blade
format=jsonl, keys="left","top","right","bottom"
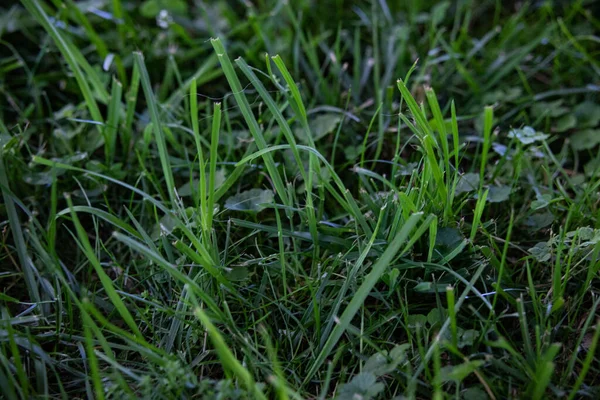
{"left": 133, "top": 52, "right": 177, "bottom": 206}
{"left": 21, "top": 0, "right": 104, "bottom": 122}
{"left": 0, "top": 149, "right": 41, "bottom": 306}
{"left": 64, "top": 194, "right": 143, "bottom": 338}
{"left": 105, "top": 76, "right": 122, "bottom": 164}
{"left": 191, "top": 299, "right": 268, "bottom": 400}
{"left": 304, "top": 212, "right": 426, "bottom": 383}
{"left": 210, "top": 38, "right": 290, "bottom": 208}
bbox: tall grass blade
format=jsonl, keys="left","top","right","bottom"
{"left": 134, "top": 52, "right": 177, "bottom": 206}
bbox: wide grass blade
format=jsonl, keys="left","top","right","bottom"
{"left": 123, "top": 62, "right": 140, "bottom": 160}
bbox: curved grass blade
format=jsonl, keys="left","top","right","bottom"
{"left": 210, "top": 38, "right": 290, "bottom": 208}
{"left": 20, "top": 0, "right": 104, "bottom": 122}
{"left": 112, "top": 232, "right": 226, "bottom": 321}
{"left": 64, "top": 194, "right": 142, "bottom": 338}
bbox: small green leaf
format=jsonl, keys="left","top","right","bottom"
{"left": 584, "top": 158, "right": 600, "bottom": 177}
{"left": 455, "top": 173, "right": 480, "bottom": 194}
{"left": 151, "top": 214, "right": 179, "bottom": 240}
{"left": 224, "top": 188, "right": 274, "bottom": 212}
{"left": 178, "top": 169, "right": 226, "bottom": 197}
{"left": 574, "top": 102, "right": 600, "bottom": 128}
{"left": 462, "top": 386, "right": 489, "bottom": 400}
{"left": 407, "top": 314, "right": 428, "bottom": 328}
{"left": 294, "top": 114, "right": 342, "bottom": 143}
{"left": 529, "top": 241, "right": 551, "bottom": 262}
{"left": 531, "top": 100, "right": 568, "bottom": 118}
{"left": 337, "top": 372, "right": 384, "bottom": 400}
{"left": 459, "top": 329, "right": 479, "bottom": 348}
{"left": 508, "top": 126, "right": 549, "bottom": 145}
{"left": 570, "top": 129, "right": 600, "bottom": 151}
{"left": 525, "top": 212, "right": 555, "bottom": 231}
{"left": 436, "top": 360, "right": 485, "bottom": 383}
{"left": 363, "top": 345, "right": 409, "bottom": 376}
{"left": 427, "top": 308, "right": 445, "bottom": 327}
{"left": 414, "top": 282, "right": 448, "bottom": 293}
{"left": 435, "top": 227, "right": 464, "bottom": 250}
{"left": 531, "top": 193, "right": 553, "bottom": 210}
{"left": 140, "top": 0, "right": 187, "bottom": 18}
{"left": 577, "top": 227, "right": 596, "bottom": 241}
{"left": 227, "top": 266, "right": 249, "bottom": 281}
{"left": 344, "top": 145, "right": 364, "bottom": 161}
{"left": 555, "top": 114, "right": 577, "bottom": 132}
{"left": 486, "top": 185, "right": 512, "bottom": 203}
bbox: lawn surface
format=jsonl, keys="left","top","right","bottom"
{"left": 1, "top": 0, "right": 600, "bottom": 399}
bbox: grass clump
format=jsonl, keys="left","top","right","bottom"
{"left": 1, "top": 0, "right": 600, "bottom": 398}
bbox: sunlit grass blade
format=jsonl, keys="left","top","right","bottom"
{"left": 270, "top": 55, "right": 312, "bottom": 144}
{"left": 425, "top": 87, "right": 452, "bottom": 221}
{"left": 470, "top": 188, "right": 489, "bottom": 243}
{"left": 397, "top": 80, "right": 447, "bottom": 205}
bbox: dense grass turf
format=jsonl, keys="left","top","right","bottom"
{"left": 1, "top": 0, "right": 600, "bottom": 398}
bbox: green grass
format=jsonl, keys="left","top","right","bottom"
{"left": 1, "top": 0, "right": 600, "bottom": 398}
